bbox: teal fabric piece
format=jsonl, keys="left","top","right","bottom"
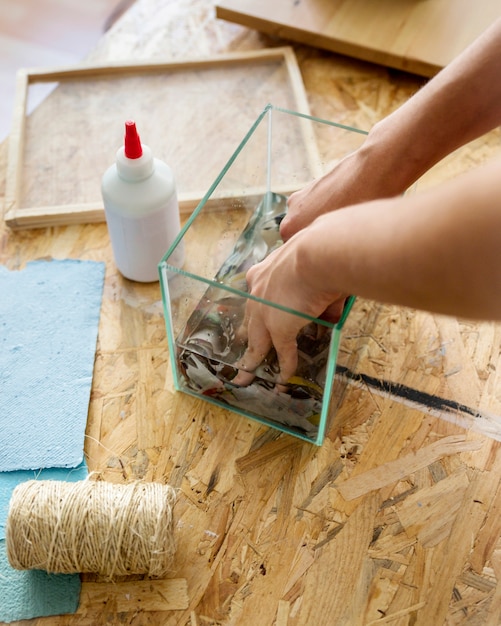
{"left": 0, "top": 259, "right": 105, "bottom": 471}
{"left": 0, "top": 540, "right": 81, "bottom": 623}
{"left": 0, "top": 259, "right": 103, "bottom": 621}
{"left": 0, "top": 461, "right": 88, "bottom": 540}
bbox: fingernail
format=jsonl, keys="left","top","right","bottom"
{"left": 232, "top": 370, "right": 256, "bottom": 387}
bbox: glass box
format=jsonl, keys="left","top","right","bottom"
{"left": 159, "top": 105, "right": 367, "bottom": 445}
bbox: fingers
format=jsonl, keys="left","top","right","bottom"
{"left": 231, "top": 368, "right": 257, "bottom": 387}
{"left": 232, "top": 314, "right": 272, "bottom": 386}
{"left": 280, "top": 193, "right": 306, "bottom": 241}
{"left": 239, "top": 314, "right": 272, "bottom": 371}
{"left": 273, "top": 334, "right": 298, "bottom": 384}
{"left": 233, "top": 309, "right": 299, "bottom": 387}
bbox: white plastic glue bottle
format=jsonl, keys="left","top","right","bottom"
{"left": 101, "top": 120, "right": 184, "bottom": 282}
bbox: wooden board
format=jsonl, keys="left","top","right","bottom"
{"left": 216, "top": 0, "right": 501, "bottom": 77}
{"left": 2, "top": 0, "right": 501, "bottom": 624}
{"left": 4, "top": 47, "right": 311, "bottom": 230}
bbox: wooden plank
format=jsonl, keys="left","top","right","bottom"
{"left": 4, "top": 186, "right": 303, "bottom": 230}
{"left": 297, "top": 493, "right": 379, "bottom": 624}
{"left": 16, "top": 47, "right": 303, "bottom": 82}
{"left": 4, "top": 71, "right": 28, "bottom": 222}
{"left": 216, "top": 0, "right": 501, "bottom": 77}
{"left": 336, "top": 435, "right": 483, "bottom": 501}
{"left": 395, "top": 470, "right": 470, "bottom": 548}
{"left": 77, "top": 579, "right": 189, "bottom": 612}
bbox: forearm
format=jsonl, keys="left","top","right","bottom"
{"left": 298, "top": 157, "right": 501, "bottom": 320}
{"left": 365, "top": 17, "right": 501, "bottom": 194}
{"left": 281, "top": 18, "right": 501, "bottom": 241}
{"left": 238, "top": 157, "right": 501, "bottom": 381}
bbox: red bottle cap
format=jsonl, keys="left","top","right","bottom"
{"left": 124, "top": 120, "right": 143, "bottom": 159}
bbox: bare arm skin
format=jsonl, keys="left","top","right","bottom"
{"left": 233, "top": 19, "right": 501, "bottom": 385}
{"left": 236, "top": 158, "right": 501, "bottom": 383}
{"left": 281, "top": 17, "right": 501, "bottom": 241}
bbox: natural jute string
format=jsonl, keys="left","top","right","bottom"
{"left": 6, "top": 478, "right": 176, "bottom": 578}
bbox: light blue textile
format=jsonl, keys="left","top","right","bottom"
{"left": 0, "top": 259, "right": 105, "bottom": 471}
{"left": 0, "top": 258, "right": 103, "bottom": 622}
{"left": 0, "top": 540, "right": 81, "bottom": 623}
{"left": 0, "top": 461, "right": 88, "bottom": 540}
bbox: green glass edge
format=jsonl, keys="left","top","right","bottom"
{"left": 178, "top": 385, "right": 323, "bottom": 445}
{"left": 158, "top": 263, "right": 182, "bottom": 391}
{"left": 158, "top": 103, "right": 367, "bottom": 444}
{"left": 271, "top": 103, "right": 369, "bottom": 136}
{"left": 159, "top": 103, "right": 272, "bottom": 270}
{"left": 160, "top": 261, "right": 324, "bottom": 444}
{"left": 159, "top": 103, "right": 368, "bottom": 273}
{"left": 158, "top": 103, "right": 273, "bottom": 388}
{"left": 161, "top": 265, "right": 342, "bottom": 329}
{"left": 315, "top": 325, "right": 343, "bottom": 444}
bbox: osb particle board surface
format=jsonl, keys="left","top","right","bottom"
{"left": 216, "top": 0, "right": 501, "bottom": 77}
{"left": 2, "top": 0, "right": 501, "bottom": 625}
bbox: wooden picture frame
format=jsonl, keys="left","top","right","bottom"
{"left": 4, "top": 47, "right": 312, "bottom": 230}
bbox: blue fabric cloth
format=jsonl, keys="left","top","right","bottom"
{"left": 0, "top": 540, "right": 81, "bottom": 623}
{"left": 0, "top": 258, "right": 104, "bottom": 622}
{"left": 0, "top": 259, "right": 105, "bottom": 471}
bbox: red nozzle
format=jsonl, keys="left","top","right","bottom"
{"left": 124, "top": 120, "right": 143, "bottom": 159}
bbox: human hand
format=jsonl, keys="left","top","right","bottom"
{"left": 280, "top": 123, "right": 416, "bottom": 243}
{"left": 231, "top": 234, "right": 346, "bottom": 386}
{"left": 280, "top": 150, "right": 370, "bottom": 242}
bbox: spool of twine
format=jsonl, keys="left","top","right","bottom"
{"left": 5, "top": 478, "right": 176, "bottom": 578}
